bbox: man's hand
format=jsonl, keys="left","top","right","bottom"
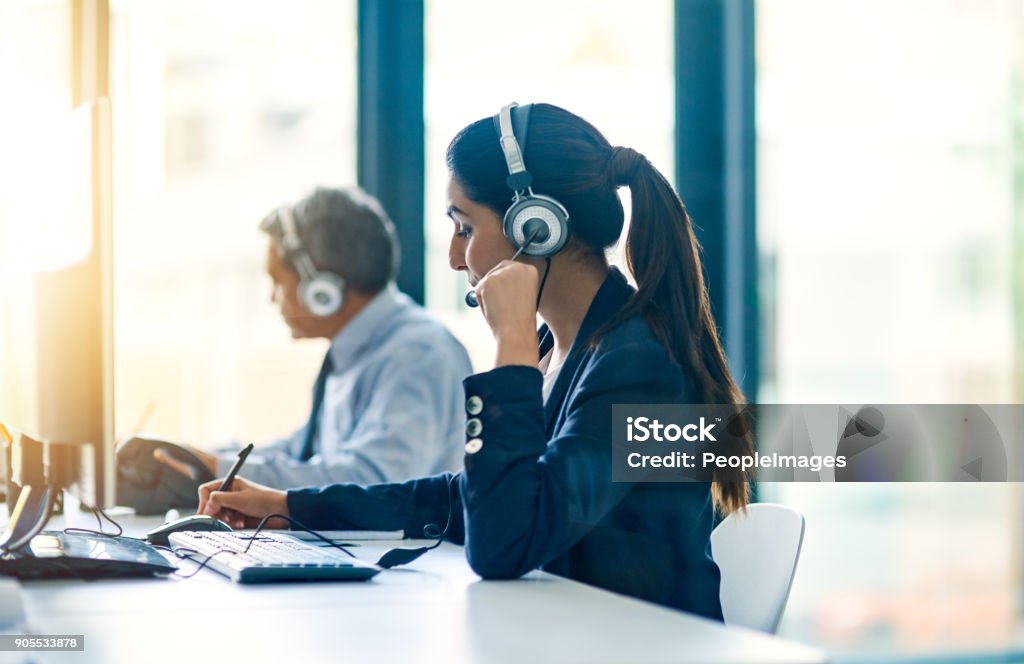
{"left": 197, "top": 476, "right": 290, "bottom": 530}
{"left": 152, "top": 445, "right": 218, "bottom": 479}
{"left": 189, "top": 447, "right": 218, "bottom": 475}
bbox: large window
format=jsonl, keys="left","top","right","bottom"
{"left": 109, "top": 0, "right": 357, "bottom": 447}
{"left": 757, "top": 0, "right": 1023, "bottom": 657}
{"left": 423, "top": 0, "right": 674, "bottom": 370}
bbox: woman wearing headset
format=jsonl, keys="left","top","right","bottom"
{"left": 199, "top": 103, "right": 752, "bottom": 619}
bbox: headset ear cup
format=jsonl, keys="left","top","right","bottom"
{"left": 300, "top": 273, "right": 345, "bottom": 317}
{"left": 503, "top": 195, "right": 570, "bottom": 258}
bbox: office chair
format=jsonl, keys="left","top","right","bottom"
{"left": 710, "top": 502, "right": 805, "bottom": 634}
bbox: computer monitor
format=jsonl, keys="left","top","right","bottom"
{"left": 10, "top": 99, "right": 115, "bottom": 509}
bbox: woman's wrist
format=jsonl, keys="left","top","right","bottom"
{"left": 274, "top": 489, "right": 290, "bottom": 518}
{"left": 494, "top": 329, "right": 539, "bottom": 367}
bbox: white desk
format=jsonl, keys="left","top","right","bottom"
{"left": 13, "top": 513, "right": 827, "bottom": 664}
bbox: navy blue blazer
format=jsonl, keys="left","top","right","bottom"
{"left": 288, "top": 268, "right": 723, "bottom": 619}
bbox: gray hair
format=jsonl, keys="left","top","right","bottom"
{"left": 260, "top": 186, "right": 400, "bottom": 295}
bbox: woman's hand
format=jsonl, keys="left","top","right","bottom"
{"left": 474, "top": 259, "right": 541, "bottom": 367}
{"left": 197, "top": 476, "right": 290, "bottom": 529}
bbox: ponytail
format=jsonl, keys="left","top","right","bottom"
{"left": 599, "top": 147, "right": 752, "bottom": 516}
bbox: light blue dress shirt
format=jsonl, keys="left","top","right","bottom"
{"left": 216, "top": 283, "right": 472, "bottom": 489}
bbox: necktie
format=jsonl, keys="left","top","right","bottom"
{"left": 297, "top": 351, "right": 334, "bottom": 461}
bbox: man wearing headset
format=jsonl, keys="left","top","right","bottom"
{"left": 157, "top": 186, "right": 472, "bottom": 490}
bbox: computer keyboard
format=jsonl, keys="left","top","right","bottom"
{"left": 167, "top": 530, "right": 380, "bottom": 583}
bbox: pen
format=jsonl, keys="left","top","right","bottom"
{"left": 219, "top": 443, "right": 254, "bottom": 492}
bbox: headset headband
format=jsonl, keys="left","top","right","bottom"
{"left": 275, "top": 206, "right": 319, "bottom": 282}
{"left": 494, "top": 102, "right": 534, "bottom": 194}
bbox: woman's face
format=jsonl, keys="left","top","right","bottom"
{"left": 446, "top": 176, "right": 515, "bottom": 286}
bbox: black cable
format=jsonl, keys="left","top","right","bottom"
{"left": 246, "top": 513, "right": 357, "bottom": 558}
{"left": 63, "top": 506, "right": 124, "bottom": 539}
{"left": 96, "top": 507, "right": 125, "bottom": 537}
{"left": 167, "top": 548, "right": 240, "bottom": 579}
{"left": 536, "top": 257, "right": 552, "bottom": 309}
{"left": 376, "top": 473, "right": 457, "bottom": 569}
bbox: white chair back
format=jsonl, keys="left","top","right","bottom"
{"left": 710, "top": 502, "right": 805, "bottom": 633}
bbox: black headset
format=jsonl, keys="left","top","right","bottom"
{"left": 465, "top": 102, "right": 570, "bottom": 308}
{"left": 274, "top": 206, "right": 346, "bottom": 317}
